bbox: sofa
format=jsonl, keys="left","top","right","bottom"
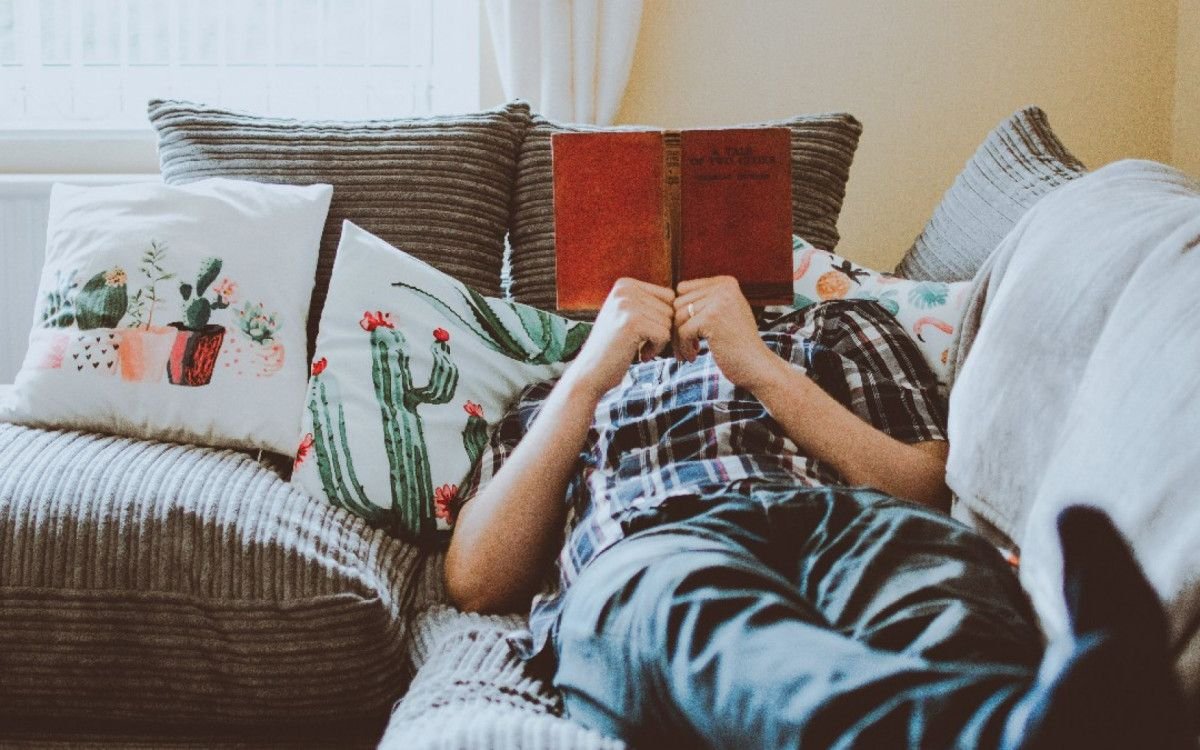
{"left": 2, "top": 101, "right": 1195, "bottom": 748}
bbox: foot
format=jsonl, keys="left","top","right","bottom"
{"left": 1002, "top": 505, "right": 1191, "bottom": 750}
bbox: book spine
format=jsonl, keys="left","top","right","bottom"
{"left": 663, "top": 130, "right": 682, "bottom": 287}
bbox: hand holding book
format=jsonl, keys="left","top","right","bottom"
{"left": 672, "top": 276, "right": 782, "bottom": 391}
{"left": 560, "top": 278, "right": 675, "bottom": 400}
{"left": 562, "top": 273, "right": 784, "bottom": 402}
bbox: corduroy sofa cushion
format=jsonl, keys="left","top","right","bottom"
{"left": 0, "top": 422, "right": 445, "bottom": 733}
{"left": 148, "top": 100, "right": 532, "bottom": 356}
{"left": 895, "top": 106, "right": 1086, "bottom": 281}
{"left": 507, "top": 112, "right": 863, "bottom": 311}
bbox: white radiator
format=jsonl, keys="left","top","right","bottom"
{"left": 0, "top": 175, "right": 158, "bottom": 383}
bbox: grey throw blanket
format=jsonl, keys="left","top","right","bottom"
{"left": 945, "top": 159, "right": 1200, "bottom": 708}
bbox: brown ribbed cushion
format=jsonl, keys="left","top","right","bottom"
{"left": 895, "top": 107, "right": 1086, "bottom": 281}
{"left": 507, "top": 112, "right": 863, "bottom": 311}
{"left": 148, "top": 100, "right": 531, "bottom": 357}
{"left": 0, "top": 422, "right": 445, "bottom": 730}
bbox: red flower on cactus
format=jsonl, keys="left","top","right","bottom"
{"left": 360, "top": 311, "right": 394, "bottom": 332}
{"left": 311, "top": 357, "right": 328, "bottom": 376}
{"left": 463, "top": 400, "right": 484, "bottom": 418}
{"left": 434, "top": 484, "right": 458, "bottom": 524}
{"left": 433, "top": 327, "right": 450, "bottom": 343}
{"left": 294, "top": 433, "right": 315, "bottom": 471}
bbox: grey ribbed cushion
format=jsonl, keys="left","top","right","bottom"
{"left": 507, "top": 113, "right": 863, "bottom": 311}
{"left": 0, "top": 422, "right": 445, "bottom": 732}
{"left": 895, "top": 107, "right": 1086, "bottom": 281}
{"left": 148, "top": 100, "right": 531, "bottom": 355}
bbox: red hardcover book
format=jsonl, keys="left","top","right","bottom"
{"left": 552, "top": 127, "right": 793, "bottom": 311}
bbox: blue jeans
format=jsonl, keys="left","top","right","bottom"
{"left": 552, "top": 487, "right": 1043, "bottom": 749}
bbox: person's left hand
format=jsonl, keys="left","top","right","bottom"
{"left": 673, "top": 276, "right": 784, "bottom": 391}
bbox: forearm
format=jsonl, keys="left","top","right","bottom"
{"left": 751, "top": 355, "right": 951, "bottom": 511}
{"left": 445, "top": 371, "right": 601, "bottom": 613}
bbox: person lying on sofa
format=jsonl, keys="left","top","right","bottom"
{"left": 444, "top": 276, "right": 1188, "bottom": 749}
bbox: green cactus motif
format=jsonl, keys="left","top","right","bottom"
{"left": 392, "top": 283, "right": 590, "bottom": 365}
{"left": 40, "top": 270, "right": 79, "bottom": 328}
{"left": 370, "top": 320, "right": 459, "bottom": 539}
{"left": 75, "top": 268, "right": 129, "bottom": 330}
{"left": 462, "top": 402, "right": 488, "bottom": 464}
{"left": 454, "top": 402, "right": 490, "bottom": 505}
{"left": 236, "top": 301, "right": 280, "bottom": 344}
{"left": 306, "top": 363, "right": 386, "bottom": 525}
{"left": 306, "top": 314, "right": 462, "bottom": 541}
{"left": 178, "top": 257, "right": 232, "bottom": 330}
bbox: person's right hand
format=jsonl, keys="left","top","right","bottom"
{"left": 562, "top": 278, "right": 675, "bottom": 400}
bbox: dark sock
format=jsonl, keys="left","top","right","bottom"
{"left": 1003, "top": 505, "right": 1191, "bottom": 750}
{"left": 1058, "top": 505, "right": 1167, "bottom": 640}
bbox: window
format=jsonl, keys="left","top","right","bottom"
{"left": 0, "top": 0, "right": 480, "bottom": 130}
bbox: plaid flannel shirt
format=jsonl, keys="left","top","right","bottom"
{"left": 455, "top": 300, "right": 948, "bottom": 661}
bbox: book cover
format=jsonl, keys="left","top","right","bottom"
{"left": 552, "top": 127, "right": 793, "bottom": 311}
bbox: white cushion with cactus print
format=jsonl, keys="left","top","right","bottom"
{"left": 0, "top": 179, "right": 332, "bottom": 453}
{"left": 784, "top": 236, "right": 971, "bottom": 388}
{"left": 292, "top": 222, "right": 590, "bottom": 543}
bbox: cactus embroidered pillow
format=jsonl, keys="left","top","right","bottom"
{"left": 0, "top": 179, "right": 332, "bottom": 453}
{"left": 783, "top": 236, "right": 972, "bottom": 388}
{"left": 292, "top": 222, "right": 591, "bottom": 542}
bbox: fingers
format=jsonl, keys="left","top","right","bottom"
{"left": 673, "top": 276, "right": 741, "bottom": 322}
{"left": 608, "top": 278, "right": 675, "bottom": 322}
{"left": 673, "top": 289, "right": 711, "bottom": 362}
{"left": 674, "top": 309, "right": 704, "bottom": 362}
{"left": 672, "top": 288, "right": 706, "bottom": 321}
{"left": 672, "top": 282, "right": 722, "bottom": 361}
{"left": 614, "top": 277, "right": 676, "bottom": 305}
{"left": 675, "top": 275, "right": 729, "bottom": 296}
{"left": 671, "top": 277, "right": 752, "bottom": 363}
{"left": 633, "top": 311, "right": 672, "bottom": 362}
{"left": 602, "top": 276, "right": 746, "bottom": 366}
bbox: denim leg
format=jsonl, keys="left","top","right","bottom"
{"left": 766, "top": 487, "right": 1043, "bottom": 667}
{"left": 552, "top": 498, "right": 1035, "bottom": 749}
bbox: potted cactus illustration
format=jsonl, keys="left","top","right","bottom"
{"left": 219, "top": 301, "right": 285, "bottom": 378}
{"left": 392, "top": 282, "right": 590, "bottom": 365}
{"left": 66, "top": 267, "right": 129, "bottom": 375}
{"left": 167, "top": 257, "right": 234, "bottom": 386}
{"left": 26, "top": 270, "right": 78, "bottom": 370}
{"left": 119, "top": 240, "right": 177, "bottom": 382}
{"left": 306, "top": 313, "right": 461, "bottom": 541}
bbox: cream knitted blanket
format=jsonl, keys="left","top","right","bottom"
{"left": 381, "top": 606, "right": 625, "bottom": 750}
{"left": 946, "top": 159, "right": 1200, "bottom": 707}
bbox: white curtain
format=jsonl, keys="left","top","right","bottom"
{"left": 484, "top": 0, "right": 644, "bottom": 125}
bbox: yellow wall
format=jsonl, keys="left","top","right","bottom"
{"left": 1176, "top": 0, "right": 1200, "bottom": 177}
{"left": 609, "top": 0, "right": 1180, "bottom": 271}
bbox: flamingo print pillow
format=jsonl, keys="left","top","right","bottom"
{"left": 0, "top": 179, "right": 332, "bottom": 454}
{"left": 292, "top": 222, "right": 591, "bottom": 542}
{"left": 787, "top": 236, "right": 971, "bottom": 388}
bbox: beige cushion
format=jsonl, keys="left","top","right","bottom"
{"left": 507, "top": 112, "right": 863, "bottom": 311}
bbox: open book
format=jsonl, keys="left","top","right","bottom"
{"left": 552, "top": 127, "right": 794, "bottom": 312}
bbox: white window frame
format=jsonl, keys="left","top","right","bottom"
{"left": 0, "top": 0, "right": 482, "bottom": 174}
